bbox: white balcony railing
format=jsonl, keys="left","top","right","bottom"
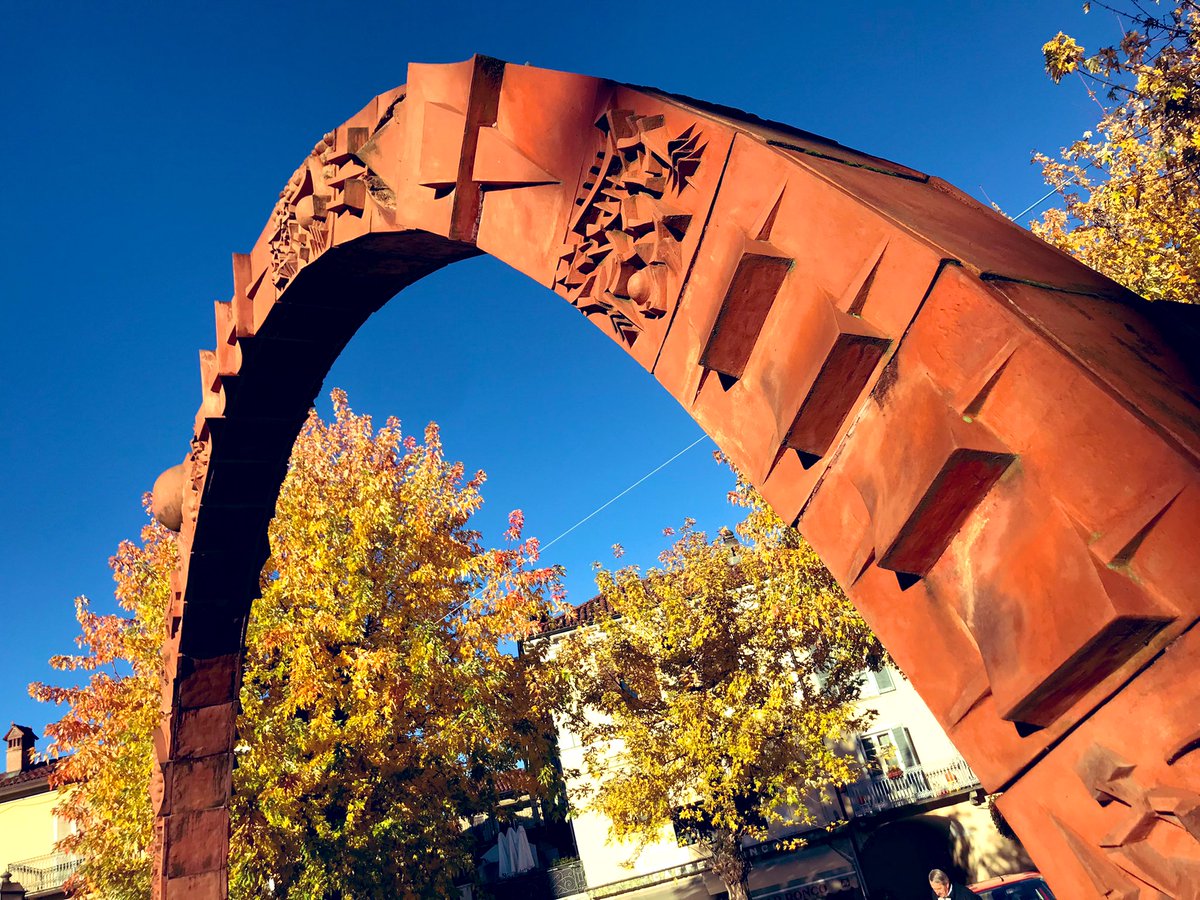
{"left": 844, "top": 757, "right": 980, "bottom": 816}
{"left": 5, "top": 852, "right": 81, "bottom": 895}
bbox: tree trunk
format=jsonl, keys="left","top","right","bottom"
{"left": 707, "top": 829, "right": 751, "bottom": 900}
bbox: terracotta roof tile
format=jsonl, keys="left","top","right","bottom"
{"left": 0, "top": 758, "right": 59, "bottom": 790}
{"left": 535, "top": 593, "right": 617, "bottom": 636}
{"left": 492, "top": 768, "right": 538, "bottom": 796}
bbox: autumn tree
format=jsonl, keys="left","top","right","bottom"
{"left": 533, "top": 465, "right": 886, "bottom": 900}
{"left": 1035, "top": 1, "right": 1199, "bottom": 303}
{"left": 29, "top": 516, "right": 174, "bottom": 898}
{"left": 32, "top": 390, "right": 563, "bottom": 899}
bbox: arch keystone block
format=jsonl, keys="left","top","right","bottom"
{"left": 472, "top": 125, "right": 560, "bottom": 189}
{"left": 474, "top": 64, "right": 610, "bottom": 283}
{"left": 148, "top": 58, "right": 1200, "bottom": 899}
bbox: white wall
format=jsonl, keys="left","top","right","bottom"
{"left": 555, "top": 664, "right": 975, "bottom": 889}
{"left": 0, "top": 788, "right": 62, "bottom": 871}
{"left": 559, "top": 737, "right": 704, "bottom": 889}
{"left": 534, "top": 605, "right": 975, "bottom": 894}
{"left": 853, "top": 668, "right": 965, "bottom": 769}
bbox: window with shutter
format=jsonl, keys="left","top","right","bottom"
{"left": 890, "top": 727, "right": 919, "bottom": 769}
{"left": 857, "top": 666, "right": 897, "bottom": 698}
{"left": 873, "top": 666, "right": 895, "bottom": 693}
{"left": 859, "top": 732, "right": 892, "bottom": 774}
{"left": 859, "top": 726, "right": 920, "bottom": 774}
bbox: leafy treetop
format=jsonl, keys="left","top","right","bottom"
{"left": 1035, "top": 1, "right": 1199, "bottom": 303}
{"left": 530, "top": 456, "right": 887, "bottom": 900}
{"left": 33, "top": 390, "right": 564, "bottom": 900}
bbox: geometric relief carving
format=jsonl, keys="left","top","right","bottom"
{"left": 554, "top": 109, "right": 704, "bottom": 347}
{"left": 268, "top": 128, "right": 372, "bottom": 290}
{"left": 182, "top": 433, "right": 212, "bottom": 536}
{"left": 353, "top": 99, "right": 405, "bottom": 211}
{"left": 1053, "top": 815, "right": 1147, "bottom": 900}
{"left": 471, "top": 125, "right": 559, "bottom": 191}
{"left": 1067, "top": 744, "right": 1200, "bottom": 898}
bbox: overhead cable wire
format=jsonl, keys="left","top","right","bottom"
{"left": 540, "top": 434, "right": 709, "bottom": 552}
{"left": 441, "top": 433, "right": 710, "bottom": 623}
{"left": 1011, "top": 182, "right": 1074, "bottom": 221}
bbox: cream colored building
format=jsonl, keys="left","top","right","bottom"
{"left": 515, "top": 600, "right": 1033, "bottom": 900}
{"left": 836, "top": 672, "right": 1034, "bottom": 900}
{"left": 0, "top": 725, "right": 77, "bottom": 899}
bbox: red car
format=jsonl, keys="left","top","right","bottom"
{"left": 969, "top": 872, "right": 1056, "bottom": 899}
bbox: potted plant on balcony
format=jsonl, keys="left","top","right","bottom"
{"left": 885, "top": 766, "right": 903, "bottom": 780}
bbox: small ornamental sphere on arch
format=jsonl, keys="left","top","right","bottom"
{"left": 150, "top": 461, "right": 187, "bottom": 532}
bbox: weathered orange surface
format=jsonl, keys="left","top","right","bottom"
{"left": 149, "top": 57, "right": 1200, "bottom": 898}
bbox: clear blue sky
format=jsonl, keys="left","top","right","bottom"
{"left": 1, "top": 0, "right": 1116, "bottom": 739}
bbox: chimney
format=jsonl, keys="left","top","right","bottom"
{"left": 4, "top": 724, "right": 36, "bottom": 775}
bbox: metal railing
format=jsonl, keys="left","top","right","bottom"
{"left": 546, "top": 859, "right": 587, "bottom": 896}
{"left": 843, "top": 757, "right": 980, "bottom": 816}
{"left": 489, "top": 859, "right": 588, "bottom": 899}
{"left": 5, "top": 852, "right": 80, "bottom": 895}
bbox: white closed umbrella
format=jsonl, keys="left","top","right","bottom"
{"left": 515, "top": 825, "right": 536, "bottom": 872}
{"left": 505, "top": 827, "right": 521, "bottom": 872}
{"left": 496, "top": 827, "right": 512, "bottom": 877}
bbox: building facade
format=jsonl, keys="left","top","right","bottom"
{"left": 489, "top": 601, "right": 1033, "bottom": 900}
{"left": 0, "top": 725, "right": 77, "bottom": 900}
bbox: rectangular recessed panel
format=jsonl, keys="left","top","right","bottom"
{"left": 879, "top": 446, "right": 1015, "bottom": 577}
{"left": 786, "top": 327, "right": 890, "bottom": 463}
{"left": 1004, "top": 613, "right": 1170, "bottom": 727}
{"left": 699, "top": 245, "right": 792, "bottom": 380}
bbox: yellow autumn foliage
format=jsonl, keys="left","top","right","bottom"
{"left": 531, "top": 462, "right": 886, "bottom": 900}
{"left": 33, "top": 390, "right": 563, "bottom": 898}
{"left": 1035, "top": 2, "right": 1199, "bottom": 304}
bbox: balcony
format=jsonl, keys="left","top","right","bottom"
{"left": 487, "top": 858, "right": 588, "bottom": 899}
{"left": 4, "top": 852, "right": 81, "bottom": 896}
{"left": 843, "top": 757, "right": 981, "bottom": 817}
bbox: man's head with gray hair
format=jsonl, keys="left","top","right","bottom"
{"left": 928, "top": 869, "right": 953, "bottom": 897}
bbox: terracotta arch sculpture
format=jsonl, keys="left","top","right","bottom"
{"left": 148, "top": 57, "right": 1200, "bottom": 898}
